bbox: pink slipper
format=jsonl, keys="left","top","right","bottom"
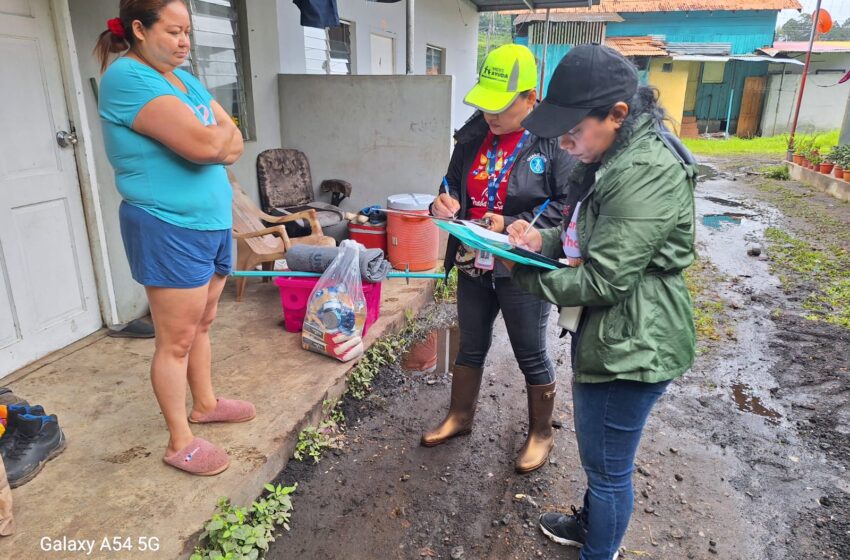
{"left": 189, "top": 398, "right": 256, "bottom": 424}
{"left": 162, "top": 437, "right": 229, "bottom": 476}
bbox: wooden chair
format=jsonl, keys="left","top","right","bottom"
{"left": 229, "top": 169, "right": 336, "bottom": 301}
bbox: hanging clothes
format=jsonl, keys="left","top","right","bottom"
{"left": 293, "top": 0, "right": 340, "bottom": 29}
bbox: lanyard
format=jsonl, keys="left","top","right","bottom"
{"left": 485, "top": 130, "right": 529, "bottom": 211}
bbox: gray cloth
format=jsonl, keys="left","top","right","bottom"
{"left": 286, "top": 245, "right": 391, "bottom": 282}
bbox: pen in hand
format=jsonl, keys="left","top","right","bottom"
{"left": 521, "top": 198, "right": 551, "bottom": 241}
{"left": 439, "top": 176, "right": 459, "bottom": 218}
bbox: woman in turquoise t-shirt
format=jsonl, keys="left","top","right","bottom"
{"left": 95, "top": 0, "right": 253, "bottom": 476}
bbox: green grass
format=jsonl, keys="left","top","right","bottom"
{"left": 683, "top": 130, "right": 840, "bottom": 156}
{"left": 764, "top": 228, "right": 850, "bottom": 330}
{"left": 684, "top": 257, "right": 727, "bottom": 347}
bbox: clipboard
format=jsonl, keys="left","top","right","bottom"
{"left": 435, "top": 220, "right": 566, "bottom": 271}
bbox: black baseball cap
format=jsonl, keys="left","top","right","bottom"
{"left": 522, "top": 43, "right": 639, "bottom": 139}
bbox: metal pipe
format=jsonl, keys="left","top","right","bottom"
{"left": 772, "top": 63, "right": 787, "bottom": 137}
{"left": 724, "top": 61, "right": 737, "bottom": 137}
{"left": 539, "top": 8, "right": 551, "bottom": 96}
{"left": 725, "top": 88, "right": 735, "bottom": 137}
{"left": 231, "top": 271, "right": 445, "bottom": 279}
{"left": 406, "top": 0, "right": 414, "bottom": 74}
{"left": 788, "top": 0, "right": 823, "bottom": 159}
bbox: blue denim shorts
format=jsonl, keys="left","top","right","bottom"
{"left": 119, "top": 202, "right": 232, "bottom": 289}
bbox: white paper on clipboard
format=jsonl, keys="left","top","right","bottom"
{"left": 459, "top": 220, "right": 513, "bottom": 249}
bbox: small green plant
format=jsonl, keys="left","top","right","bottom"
{"left": 808, "top": 150, "right": 823, "bottom": 166}
{"left": 762, "top": 165, "right": 790, "bottom": 180}
{"left": 793, "top": 134, "right": 814, "bottom": 156}
{"left": 191, "top": 483, "right": 297, "bottom": 560}
{"left": 293, "top": 422, "right": 340, "bottom": 463}
{"left": 829, "top": 144, "right": 850, "bottom": 168}
{"left": 323, "top": 398, "right": 345, "bottom": 425}
{"left": 346, "top": 313, "right": 419, "bottom": 399}
{"left": 434, "top": 267, "right": 458, "bottom": 303}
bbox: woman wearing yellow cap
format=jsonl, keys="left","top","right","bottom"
{"left": 424, "top": 44, "right": 576, "bottom": 473}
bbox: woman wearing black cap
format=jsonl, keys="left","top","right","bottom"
{"left": 503, "top": 44, "right": 698, "bottom": 560}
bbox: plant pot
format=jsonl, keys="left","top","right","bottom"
{"left": 802, "top": 158, "right": 810, "bottom": 168}
{"left": 820, "top": 163, "right": 834, "bottom": 174}
{"left": 793, "top": 154, "right": 803, "bottom": 165}
{"left": 843, "top": 169, "right": 850, "bottom": 181}
{"left": 834, "top": 165, "right": 844, "bottom": 178}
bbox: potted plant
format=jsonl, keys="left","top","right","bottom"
{"left": 839, "top": 148, "right": 850, "bottom": 181}
{"left": 809, "top": 151, "right": 823, "bottom": 171}
{"left": 820, "top": 152, "right": 834, "bottom": 174}
{"left": 830, "top": 146, "right": 844, "bottom": 177}
{"left": 794, "top": 136, "right": 811, "bottom": 166}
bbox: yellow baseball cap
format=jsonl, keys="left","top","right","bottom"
{"left": 464, "top": 44, "right": 538, "bottom": 114}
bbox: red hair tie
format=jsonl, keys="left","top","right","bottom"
{"left": 107, "top": 18, "right": 125, "bottom": 39}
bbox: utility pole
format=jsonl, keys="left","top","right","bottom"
{"left": 787, "top": 0, "right": 822, "bottom": 160}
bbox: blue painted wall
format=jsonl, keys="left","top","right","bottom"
{"left": 528, "top": 44, "right": 572, "bottom": 97}
{"left": 694, "top": 60, "right": 769, "bottom": 127}
{"left": 606, "top": 11, "right": 778, "bottom": 55}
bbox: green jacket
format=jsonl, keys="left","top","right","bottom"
{"left": 513, "top": 115, "right": 698, "bottom": 384}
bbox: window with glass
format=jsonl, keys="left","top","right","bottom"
{"left": 304, "top": 21, "right": 353, "bottom": 75}
{"left": 185, "top": 0, "right": 253, "bottom": 138}
{"left": 426, "top": 45, "right": 445, "bottom": 75}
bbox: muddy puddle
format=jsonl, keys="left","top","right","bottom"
{"left": 731, "top": 383, "right": 782, "bottom": 424}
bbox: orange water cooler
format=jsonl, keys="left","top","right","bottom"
{"left": 386, "top": 193, "right": 438, "bottom": 271}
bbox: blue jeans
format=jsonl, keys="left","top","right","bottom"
{"left": 572, "top": 378, "right": 671, "bottom": 560}
{"left": 455, "top": 272, "right": 555, "bottom": 385}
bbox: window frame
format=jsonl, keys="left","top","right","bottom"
{"left": 304, "top": 20, "right": 354, "bottom": 76}
{"left": 425, "top": 44, "right": 446, "bottom": 75}
{"left": 185, "top": 0, "right": 255, "bottom": 140}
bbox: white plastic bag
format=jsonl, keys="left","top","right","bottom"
{"left": 302, "top": 240, "right": 367, "bottom": 362}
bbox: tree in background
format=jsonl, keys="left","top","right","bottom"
{"left": 478, "top": 14, "right": 514, "bottom": 69}
{"left": 778, "top": 14, "right": 850, "bottom": 41}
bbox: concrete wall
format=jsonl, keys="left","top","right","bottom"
{"left": 841, "top": 94, "right": 850, "bottom": 146}
{"left": 648, "top": 59, "right": 690, "bottom": 135}
{"left": 761, "top": 54, "right": 850, "bottom": 135}
{"left": 412, "top": 0, "right": 479, "bottom": 131}
{"left": 278, "top": 75, "right": 452, "bottom": 213}
{"left": 68, "top": 0, "right": 282, "bottom": 323}
{"left": 277, "top": 0, "right": 478, "bottom": 132}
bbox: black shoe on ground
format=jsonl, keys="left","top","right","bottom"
{"left": 539, "top": 507, "right": 619, "bottom": 559}
{"left": 0, "top": 405, "right": 45, "bottom": 458}
{"left": 4, "top": 414, "right": 66, "bottom": 488}
{"left": 107, "top": 319, "right": 155, "bottom": 339}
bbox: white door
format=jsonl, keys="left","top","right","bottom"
{"left": 370, "top": 34, "right": 394, "bottom": 75}
{"left": 0, "top": 0, "right": 102, "bottom": 377}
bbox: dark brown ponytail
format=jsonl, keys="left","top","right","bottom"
{"left": 93, "top": 0, "right": 181, "bottom": 73}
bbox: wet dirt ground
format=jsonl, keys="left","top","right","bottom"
{"left": 267, "top": 156, "right": 850, "bottom": 560}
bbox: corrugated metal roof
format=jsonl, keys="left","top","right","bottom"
{"left": 471, "top": 0, "right": 601, "bottom": 12}
{"left": 666, "top": 42, "right": 732, "bottom": 55}
{"left": 605, "top": 36, "right": 668, "bottom": 56}
{"left": 500, "top": 0, "right": 801, "bottom": 14}
{"left": 759, "top": 41, "right": 850, "bottom": 56}
{"left": 515, "top": 12, "right": 623, "bottom": 22}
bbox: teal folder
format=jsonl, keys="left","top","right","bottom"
{"left": 435, "top": 220, "right": 565, "bottom": 271}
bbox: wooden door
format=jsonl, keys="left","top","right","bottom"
{"left": 737, "top": 76, "right": 767, "bottom": 138}
{"left": 0, "top": 0, "right": 102, "bottom": 376}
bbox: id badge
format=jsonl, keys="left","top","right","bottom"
{"left": 474, "top": 250, "right": 495, "bottom": 271}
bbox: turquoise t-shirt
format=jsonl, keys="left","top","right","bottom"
{"left": 99, "top": 57, "right": 232, "bottom": 230}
